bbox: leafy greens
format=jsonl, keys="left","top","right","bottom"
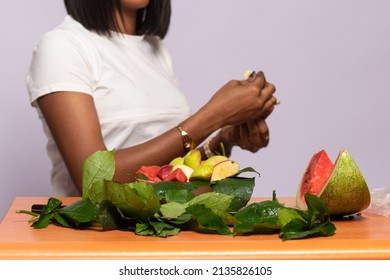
{"left": 18, "top": 150, "right": 336, "bottom": 240}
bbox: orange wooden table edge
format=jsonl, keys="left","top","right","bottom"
{"left": 1, "top": 197, "right": 390, "bottom": 260}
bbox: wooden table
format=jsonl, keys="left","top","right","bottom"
{"left": 1, "top": 197, "right": 390, "bottom": 260}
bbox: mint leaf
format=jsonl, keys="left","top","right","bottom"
{"left": 278, "top": 193, "right": 336, "bottom": 240}
{"left": 305, "top": 192, "right": 331, "bottom": 226}
{"left": 277, "top": 207, "right": 307, "bottom": 228}
{"left": 280, "top": 218, "right": 336, "bottom": 240}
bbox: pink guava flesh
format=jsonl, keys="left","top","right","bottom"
{"left": 299, "top": 150, "right": 334, "bottom": 200}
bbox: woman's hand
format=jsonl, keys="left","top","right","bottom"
{"left": 37, "top": 71, "right": 277, "bottom": 192}
{"left": 196, "top": 71, "right": 277, "bottom": 157}
{"left": 199, "top": 71, "right": 276, "bottom": 130}
{"left": 220, "top": 118, "right": 270, "bottom": 153}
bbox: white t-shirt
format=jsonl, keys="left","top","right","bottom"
{"left": 27, "top": 15, "right": 191, "bottom": 196}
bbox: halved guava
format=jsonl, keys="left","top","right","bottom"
{"left": 296, "top": 148, "right": 371, "bottom": 216}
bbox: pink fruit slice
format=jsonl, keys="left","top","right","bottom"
{"left": 296, "top": 148, "right": 371, "bottom": 216}
{"left": 296, "top": 150, "right": 333, "bottom": 210}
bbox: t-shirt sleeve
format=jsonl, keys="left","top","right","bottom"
{"left": 26, "top": 30, "right": 95, "bottom": 106}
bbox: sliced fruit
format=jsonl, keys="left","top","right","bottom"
{"left": 190, "top": 165, "right": 214, "bottom": 181}
{"left": 157, "top": 164, "right": 173, "bottom": 180}
{"left": 171, "top": 164, "right": 194, "bottom": 181}
{"left": 296, "top": 150, "right": 333, "bottom": 209}
{"left": 183, "top": 149, "right": 202, "bottom": 170}
{"left": 163, "top": 168, "right": 187, "bottom": 182}
{"left": 210, "top": 160, "right": 240, "bottom": 182}
{"left": 297, "top": 148, "right": 371, "bottom": 216}
{"left": 169, "top": 157, "right": 184, "bottom": 166}
{"left": 202, "top": 155, "right": 229, "bottom": 167}
{"left": 135, "top": 165, "right": 162, "bottom": 182}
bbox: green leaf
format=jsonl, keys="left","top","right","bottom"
{"left": 56, "top": 199, "right": 97, "bottom": 226}
{"left": 277, "top": 207, "right": 307, "bottom": 228}
{"left": 106, "top": 181, "right": 161, "bottom": 221}
{"left": 280, "top": 219, "right": 336, "bottom": 240}
{"left": 233, "top": 200, "right": 284, "bottom": 235}
{"left": 149, "top": 220, "right": 181, "bottom": 237}
{"left": 153, "top": 180, "right": 206, "bottom": 202}
{"left": 165, "top": 189, "right": 195, "bottom": 204}
{"left": 32, "top": 197, "right": 63, "bottom": 229}
{"left": 236, "top": 167, "right": 260, "bottom": 177}
{"left": 135, "top": 219, "right": 181, "bottom": 237}
{"left": 186, "top": 204, "right": 232, "bottom": 235}
{"left": 278, "top": 193, "right": 336, "bottom": 240}
{"left": 84, "top": 179, "right": 110, "bottom": 205}
{"left": 164, "top": 213, "right": 193, "bottom": 225}
{"left": 33, "top": 213, "right": 55, "bottom": 229}
{"left": 279, "top": 218, "right": 311, "bottom": 240}
{"left": 305, "top": 192, "right": 331, "bottom": 226}
{"left": 41, "top": 197, "right": 63, "bottom": 214}
{"left": 212, "top": 177, "right": 255, "bottom": 212}
{"left": 160, "top": 202, "right": 187, "bottom": 218}
{"left": 187, "top": 192, "right": 233, "bottom": 218}
{"left": 135, "top": 222, "right": 155, "bottom": 236}
{"left": 82, "top": 150, "right": 115, "bottom": 199}
{"left": 96, "top": 200, "right": 130, "bottom": 230}
{"left": 52, "top": 212, "right": 73, "bottom": 228}
{"left": 30, "top": 198, "right": 98, "bottom": 229}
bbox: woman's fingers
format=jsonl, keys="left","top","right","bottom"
{"left": 236, "top": 119, "right": 270, "bottom": 152}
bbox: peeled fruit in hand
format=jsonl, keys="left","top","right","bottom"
{"left": 296, "top": 148, "right": 371, "bottom": 216}
{"left": 190, "top": 165, "right": 214, "bottom": 181}
{"left": 183, "top": 149, "right": 202, "bottom": 170}
{"left": 210, "top": 160, "right": 240, "bottom": 182}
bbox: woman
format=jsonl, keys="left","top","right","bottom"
{"left": 27, "top": 0, "right": 277, "bottom": 196}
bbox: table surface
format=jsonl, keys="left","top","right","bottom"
{"left": 1, "top": 197, "right": 390, "bottom": 260}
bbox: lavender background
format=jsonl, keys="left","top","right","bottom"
{"left": 1, "top": 0, "right": 389, "bottom": 221}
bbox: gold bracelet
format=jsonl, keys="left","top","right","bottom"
{"left": 204, "top": 137, "right": 215, "bottom": 158}
{"left": 176, "top": 126, "right": 196, "bottom": 151}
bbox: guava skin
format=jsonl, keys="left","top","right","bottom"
{"left": 190, "top": 165, "right": 214, "bottom": 181}
{"left": 319, "top": 149, "right": 371, "bottom": 216}
{"left": 183, "top": 149, "right": 202, "bottom": 170}
{"left": 297, "top": 148, "right": 371, "bottom": 216}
